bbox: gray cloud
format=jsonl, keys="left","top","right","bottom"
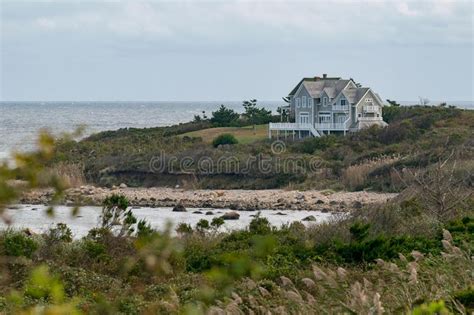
{"left": 1, "top": 0, "right": 472, "bottom": 101}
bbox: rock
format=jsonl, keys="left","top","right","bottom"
{"left": 329, "top": 200, "right": 338, "bottom": 206}
{"left": 192, "top": 211, "right": 203, "bottom": 214}
{"left": 274, "top": 212, "right": 287, "bottom": 216}
{"left": 321, "top": 208, "right": 330, "bottom": 213}
{"left": 205, "top": 211, "right": 214, "bottom": 215}
{"left": 353, "top": 201, "right": 363, "bottom": 209}
{"left": 277, "top": 198, "right": 285, "bottom": 203}
{"left": 221, "top": 211, "right": 240, "bottom": 220}
{"left": 175, "top": 185, "right": 180, "bottom": 189}
{"left": 229, "top": 203, "right": 241, "bottom": 210}
{"left": 172, "top": 204, "right": 187, "bottom": 212}
{"left": 296, "top": 194, "right": 306, "bottom": 200}
{"left": 315, "top": 199, "right": 325, "bottom": 204}
{"left": 302, "top": 215, "right": 317, "bottom": 222}
{"left": 119, "top": 183, "right": 127, "bottom": 188}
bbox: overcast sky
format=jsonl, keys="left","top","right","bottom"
{"left": 1, "top": 0, "right": 473, "bottom": 102}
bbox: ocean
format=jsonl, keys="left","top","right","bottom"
{"left": 0, "top": 101, "right": 284, "bottom": 160}
{"left": 0, "top": 100, "right": 472, "bottom": 161}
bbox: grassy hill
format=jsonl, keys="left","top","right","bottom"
{"left": 52, "top": 106, "right": 474, "bottom": 191}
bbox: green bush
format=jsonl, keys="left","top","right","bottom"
{"left": 46, "top": 223, "right": 73, "bottom": 243}
{"left": 212, "top": 133, "right": 238, "bottom": 147}
{"left": 248, "top": 214, "right": 272, "bottom": 235}
{"left": 453, "top": 286, "right": 474, "bottom": 310}
{"left": 3, "top": 232, "right": 38, "bottom": 258}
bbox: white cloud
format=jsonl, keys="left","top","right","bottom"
{"left": 7, "top": 0, "right": 474, "bottom": 45}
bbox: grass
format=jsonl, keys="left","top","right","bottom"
{"left": 180, "top": 124, "right": 268, "bottom": 144}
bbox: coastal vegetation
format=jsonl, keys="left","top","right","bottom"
{"left": 0, "top": 114, "right": 472, "bottom": 313}
{"left": 51, "top": 105, "right": 473, "bottom": 192}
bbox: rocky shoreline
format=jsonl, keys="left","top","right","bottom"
{"left": 20, "top": 186, "right": 398, "bottom": 212}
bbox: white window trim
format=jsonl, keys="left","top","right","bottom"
{"left": 340, "top": 99, "right": 346, "bottom": 106}
{"left": 296, "top": 98, "right": 300, "bottom": 108}
{"left": 302, "top": 96, "right": 307, "bottom": 108}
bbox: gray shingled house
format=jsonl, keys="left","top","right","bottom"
{"left": 269, "top": 74, "right": 387, "bottom": 138}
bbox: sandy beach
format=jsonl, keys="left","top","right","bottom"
{"left": 20, "top": 186, "right": 398, "bottom": 212}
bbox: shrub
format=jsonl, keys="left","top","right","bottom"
{"left": 45, "top": 223, "right": 73, "bottom": 243}
{"left": 211, "top": 217, "right": 225, "bottom": 229}
{"left": 101, "top": 194, "right": 137, "bottom": 236}
{"left": 3, "top": 232, "right": 38, "bottom": 258}
{"left": 453, "top": 286, "right": 474, "bottom": 310}
{"left": 212, "top": 134, "right": 238, "bottom": 147}
{"left": 196, "top": 219, "right": 210, "bottom": 232}
{"left": 176, "top": 223, "right": 193, "bottom": 235}
{"left": 82, "top": 239, "right": 107, "bottom": 261}
{"left": 248, "top": 213, "right": 272, "bottom": 235}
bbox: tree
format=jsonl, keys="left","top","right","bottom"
{"left": 242, "top": 99, "right": 272, "bottom": 134}
{"left": 210, "top": 105, "right": 240, "bottom": 127}
{"left": 386, "top": 99, "right": 400, "bottom": 107}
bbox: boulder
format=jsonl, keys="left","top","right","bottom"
{"left": 302, "top": 215, "right": 317, "bottom": 222}
{"left": 274, "top": 212, "right": 287, "bottom": 216}
{"left": 315, "top": 199, "right": 325, "bottom": 204}
{"left": 221, "top": 211, "right": 240, "bottom": 220}
{"left": 119, "top": 183, "right": 127, "bottom": 188}
{"left": 205, "top": 211, "right": 214, "bottom": 215}
{"left": 172, "top": 204, "right": 187, "bottom": 212}
{"left": 192, "top": 211, "right": 203, "bottom": 214}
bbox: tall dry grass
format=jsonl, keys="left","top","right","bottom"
{"left": 44, "top": 162, "right": 86, "bottom": 188}
{"left": 202, "top": 232, "right": 471, "bottom": 314}
{"left": 342, "top": 155, "right": 401, "bottom": 190}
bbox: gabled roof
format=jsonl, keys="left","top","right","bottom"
{"left": 288, "top": 76, "right": 341, "bottom": 96}
{"left": 288, "top": 75, "right": 383, "bottom": 106}
{"left": 299, "top": 79, "right": 350, "bottom": 98}
{"left": 342, "top": 87, "right": 370, "bottom": 104}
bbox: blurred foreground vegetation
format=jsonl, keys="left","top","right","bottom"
{"left": 0, "top": 132, "right": 473, "bottom": 313}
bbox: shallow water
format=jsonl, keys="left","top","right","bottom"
{"left": 1, "top": 204, "right": 336, "bottom": 238}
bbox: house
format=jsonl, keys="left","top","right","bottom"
{"left": 269, "top": 74, "right": 387, "bottom": 138}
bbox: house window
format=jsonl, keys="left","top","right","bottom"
{"left": 299, "top": 113, "right": 309, "bottom": 124}
{"left": 323, "top": 97, "right": 328, "bottom": 105}
{"left": 318, "top": 113, "right": 331, "bottom": 123}
{"left": 358, "top": 113, "right": 362, "bottom": 117}
{"left": 365, "top": 98, "right": 373, "bottom": 103}
{"left": 296, "top": 98, "right": 300, "bottom": 108}
{"left": 340, "top": 99, "right": 346, "bottom": 106}
{"left": 309, "top": 99, "right": 314, "bottom": 107}
{"left": 302, "top": 96, "right": 306, "bottom": 108}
